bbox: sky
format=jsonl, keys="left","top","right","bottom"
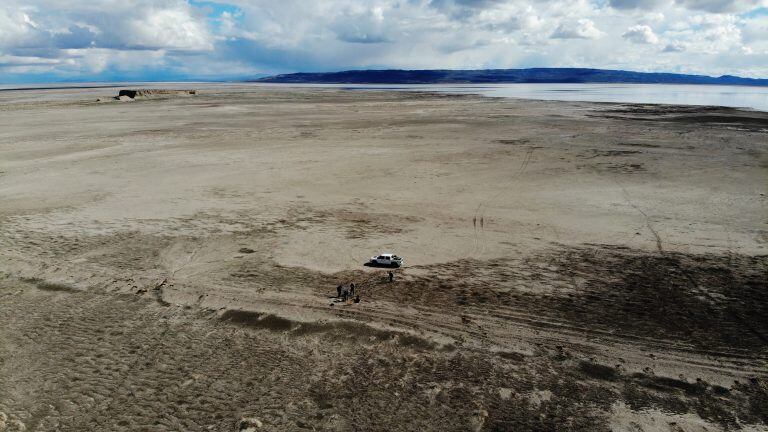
{"left": 0, "top": 0, "right": 767, "bottom": 83}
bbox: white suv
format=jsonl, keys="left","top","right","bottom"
{"left": 369, "top": 253, "right": 404, "bottom": 267}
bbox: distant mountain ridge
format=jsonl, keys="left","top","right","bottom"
{"left": 254, "top": 68, "right": 768, "bottom": 86}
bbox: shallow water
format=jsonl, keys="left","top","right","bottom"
{"left": 329, "top": 83, "right": 768, "bottom": 112}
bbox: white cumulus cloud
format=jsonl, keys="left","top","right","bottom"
{"left": 623, "top": 24, "right": 660, "bottom": 43}
{"left": 551, "top": 19, "right": 604, "bottom": 39}
{"left": 125, "top": 6, "right": 212, "bottom": 51}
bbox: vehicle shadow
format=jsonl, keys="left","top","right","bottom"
{"left": 363, "top": 262, "right": 400, "bottom": 268}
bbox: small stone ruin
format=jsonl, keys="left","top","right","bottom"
{"left": 114, "top": 89, "right": 196, "bottom": 101}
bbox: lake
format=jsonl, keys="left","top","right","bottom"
{"left": 322, "top": 83, "right": 768, "bottom": 112}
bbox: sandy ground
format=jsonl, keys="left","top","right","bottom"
{"left": 0, "top": 85, "right": 766, "bottom": 431}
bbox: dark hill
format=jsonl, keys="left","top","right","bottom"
{"left": 254, "top": 68, "right": 768, "bottom": 86}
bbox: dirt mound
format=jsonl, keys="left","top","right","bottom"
{"left": 218, "top": 309, "right": 439, "bottom": 350}
{"left": 0, "top": 412, "right": 26, "bottom": 431}
{"left": 236, "top": 417, "right": 262, "bottom": 431}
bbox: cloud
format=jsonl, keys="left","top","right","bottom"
{"left": 0, "top": 54, "right": 62, "bottom": 67}
{"left": 622, "top": 24, "right": 660, "bottom": 43}
{"left": 663, "top": 41, "right": 687, "bottom": 51}
{"left": 608, "top": 0, "right": 768, "bottom": 11}
{"left": 551, "top": 19, "right": 604, "bottom": 39}
{"left": 125, "top": 6, "right": 213, "bottom": 50}
{"left": 429, "top": 0, "right": 510, "bottom": 19}
{"left": 674, "top": 0, "right": 768, "bottom": 13}
{"left": 0, "top": 0, "right": 766, "bottom": 82}
{"left": 742, "top": 14, "right": 768, "bottom": 43}
{"left": 609, "top": 0, "right": 668, "bottom": 10}
{"left": 0, "top": 1, "right": 213, "bottom": 52}
{"left": 54, "top": 26, "right": 97, "bottom": 49}
{"left": 330, "top": 6, "right": 391, "bottom": 43}
{"left": 0, "top": 10, "right": 48, "bottom": 49}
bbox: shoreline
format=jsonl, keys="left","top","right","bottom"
{"left": 1, "top": 81, "right": 767, "bottom": 112}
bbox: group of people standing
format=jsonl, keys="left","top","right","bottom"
{"left": 335, "top": 271, "right": 396, "bottom": 304}
{"left": 336, "top": 282, "right": 359, "bottom": 303}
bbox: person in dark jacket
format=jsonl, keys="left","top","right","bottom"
{"left": 337, "top": 284, "right": 342, "bottom": 298}
{"left": 388, "top": 271, "right": 394, "bottom": 283}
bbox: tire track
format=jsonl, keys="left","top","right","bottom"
{"left": 617, "top": 183, "right": 663, "bottom": 252}
{"left": 229, "top": 289, "right": 768, "bottom": 373}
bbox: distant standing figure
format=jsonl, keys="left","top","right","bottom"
{"left": 342, "top": 288, "right": 349, "bottom": 302}
{"left": 350, "top": 282, "right": 356, "bottom": 296}
{"left": 336, "top": 284, "right": 342, "bottom": 298}
{"left": 388, "top": 271, "right": 394, "bottom": 283}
